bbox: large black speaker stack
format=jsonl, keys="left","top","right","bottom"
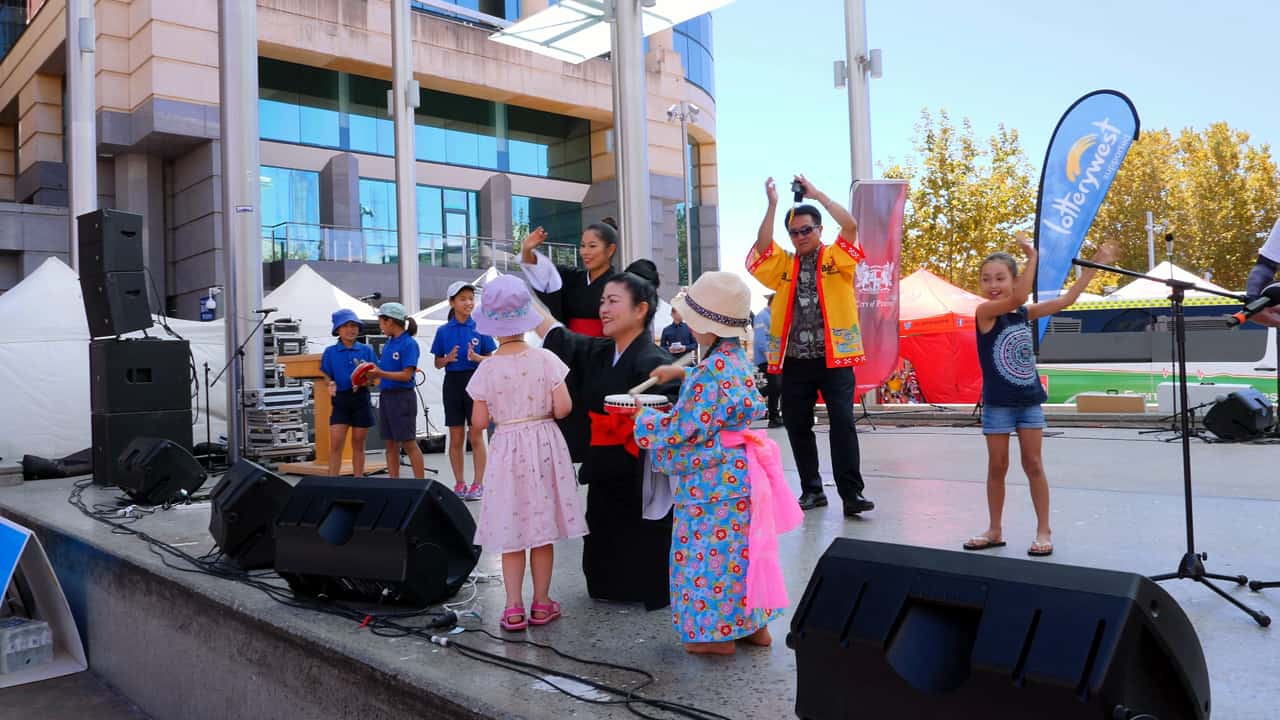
{"left": 78, "top": 209, "right": 153, "bottom": 338}
{"left": 274, "top": 477, "right": 480, "bottom": 606}
{"left": 90, "top": 337, "right": 193, "bottom": 487}
{"left": 80, "top": 208, "right": 193, "bottom": 490}
{"left": 789, "top": 539, "right": 1211, "bottom": 720}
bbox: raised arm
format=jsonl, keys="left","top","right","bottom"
{"left": 754, "top": 177, "right": 780, "bottom": 257}
{"left": 1028, "top": 242, "right": 1116, "bottom": 321}
{"left": 976, "top": 231, "right": 1038, "bottom": 323}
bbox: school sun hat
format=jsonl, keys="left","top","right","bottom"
{"left": 472, "top": 274, "right": 541, "bottom": 337}
{"left": 378, "top": 302, "right": 408, "bottom": 322}
{"left": 671, "top": 271, "right": 753, "bottom": 340}
{"left": 447, "top": 281, "right": 476, "bottom": 300}
{"left": 331, "top": 308, "right": 362, "bottom": 336}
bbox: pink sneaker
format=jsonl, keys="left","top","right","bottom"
{"left": 465, "top": 484, "right": 483, "bottom": 501}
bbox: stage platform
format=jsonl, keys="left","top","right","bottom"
{"left": 2, "top": 425, "right": 1280, "bottom": 719}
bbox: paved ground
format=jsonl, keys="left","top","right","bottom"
{"left": 2, "top": 422, "right": 1278, "bottom": 718}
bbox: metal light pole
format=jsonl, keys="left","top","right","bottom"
{"left": 839, "top": 0, "right": 878, "bottom": 182}
{"left": 391, "top": 0, "right": 420, "bottom": 309}
{"left": 667, "top": 102, "right": 699, "bottom": 286}
{"left": 609, "top": 0, "right": 652, "bottom": 268}
{"left": 66, "top": 0, "right": 97, "bottom": 271}
{"left": 218, "top": 0, "right": 264, "bottom": 463}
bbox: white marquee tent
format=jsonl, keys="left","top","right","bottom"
{"left": 1108, "top": 261, "right": 1235, "bottom": 300}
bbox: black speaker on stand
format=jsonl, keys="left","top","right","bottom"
{"left": 274, "top": 477, "right": 480, "bottom": 606}
{"left": 788, "top": 539, "right": 1211, "bottom": 720}
{"left": 78, "top": 209, "right": 153, "bottom": 338}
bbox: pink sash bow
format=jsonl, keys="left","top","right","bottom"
{"left": 720, "top": 429, "right": 803, "bottom": 610}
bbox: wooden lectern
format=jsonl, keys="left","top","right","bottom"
{"left": 276, "top": 353, "right": 385, "bottom": 476}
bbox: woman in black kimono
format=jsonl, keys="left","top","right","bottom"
{"left": 532, "top": 266, "right": 678, "bottom": 610}
{"left": 520, "top": 218, "right": 619, "bottom": 337}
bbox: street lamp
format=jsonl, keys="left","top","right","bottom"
{"left": 667, "top": 101, "right": 700, "bottom": 286}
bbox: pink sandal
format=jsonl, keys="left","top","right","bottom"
{"left": 529, "top": 600, "right": 561, "bottom": 626}
{"left": 500, "top": 606, "right": 528, "bottom": 631}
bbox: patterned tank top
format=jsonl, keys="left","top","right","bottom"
{"left": 976, "top": 307, "right": 1047, "bottom": 407}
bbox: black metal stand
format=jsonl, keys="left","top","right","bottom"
{"left": 1247, "top": 291, "right": 1280, "bottom": 591}
{"left": 211, "top": 310, "right": 273, "bottom": 461}
{"left": 203, "top": 362, "right": 212, "bottom": 472}
{"left": 1074, "top": 259, "right": 1269, "bottom": 626}
{"left": 854, "top": 396, "right": 877, "bottom": 430}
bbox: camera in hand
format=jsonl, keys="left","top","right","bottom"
{"left": 791, "top": 179, "right": 805, "bottom": 204}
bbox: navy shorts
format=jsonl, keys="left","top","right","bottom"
{"left": 378, "top": 388, "right": 418, "bottom": 442}
{"left": 330, "top": 388, "right": 374, "bottom": 428}
{"left": 442, "top": 370, "right": 475, "bottom": 427}
{"left": 981, "top": 404, "right": 1047, "bottom": 435}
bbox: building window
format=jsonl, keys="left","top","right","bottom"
{"left": 358, "top": 178, "right": 482, "bottom": 268}
{"left": 512, "top": 195, "right": 582, "bottom": 267}
{"left": 259, "top": 166, "right": 321, "bottom": 260}
{"left": 673, "top": 14, "right": 714, "bottom": 98}
{"left": 258, "top": 58, "right": 591, "bottom": 183}
{"left": 412, "top": 0, "right": 520, "bottom": 23}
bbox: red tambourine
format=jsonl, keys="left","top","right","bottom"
{"left": 350, "top": 361, "right": 377, "bottom": 387}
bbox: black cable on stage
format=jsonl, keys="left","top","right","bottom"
{"left": 66, "top": 478, "right": 731, "bottom": 720}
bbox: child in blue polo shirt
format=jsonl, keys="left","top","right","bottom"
{"left": 319, "top": 309, "right": 378, "bottom": 476}
{"left": 430, "top": 281, "right": 496, "bottom": 500}
{"left": 366, "top": 302, "right": 426, "bottom": 480}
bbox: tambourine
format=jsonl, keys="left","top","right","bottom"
{"left": 350, "top": 361, "right": 377, "bottom": 387}
{"left": 603, "top": 393, "right": 671, "bottom": 415}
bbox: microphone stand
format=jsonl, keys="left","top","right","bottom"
{"left": 1073, "top": 258, "right": 1268, "bottom": 626}
{"left": 211, "top": 310, "right": 274, "bottom": 461}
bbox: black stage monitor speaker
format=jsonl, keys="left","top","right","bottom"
{"left": 91, "top": 338, "right": 192, "bottom": 413}
{"left": 78, "top": 209, "right": 144, "bottom": 275}
{"left": 92, "top": 409, "right": 193, "bottom": 487}
{"left": 80, "top": 270, "right": 153, "bottom": 338}
{"left": 116, "top": 437, "right": 206, "bottom": 506}
{"left": 209, "top": 460, "right": 293, "bottom": 570}
{"left": 1203, "top": 388, "right": 1273, "bottom": 441}
{"left": 788, "top": 539, "right": 1210, "bottom": 720}
{"left": 274, "top": 477, "right": 480, "bottom": 606}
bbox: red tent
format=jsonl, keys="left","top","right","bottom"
{"left": 897, "top": 269, "right": 984, "bottom": 403}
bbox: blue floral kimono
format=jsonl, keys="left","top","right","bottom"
{"left": 634, "top": 339, "right": 780, "bottom": 643}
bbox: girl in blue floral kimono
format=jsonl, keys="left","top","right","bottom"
{"left": 635, "top": 272, "right": 803, "bottom": 656}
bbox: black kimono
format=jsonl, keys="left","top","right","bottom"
{"left": 536, "top": 266, "right": 615, "bottom": 338}
{"left": 543, "top": 326, "right": 678, "bottom": 610}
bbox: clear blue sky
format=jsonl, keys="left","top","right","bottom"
{"left": 710, "top": 0, "right": 1280, "bottom": 300}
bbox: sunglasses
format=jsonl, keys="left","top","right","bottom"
{"left": 788, "top": 224, "right": 821, "bottom": 239}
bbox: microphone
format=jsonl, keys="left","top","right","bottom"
{"left": 359, "top": 292, "right": 382, "bottom": 302}
{"left": 253, "top": 307, "right": 278, "bottom": 315}
{"left": 1227, "top": 282, "right": 1280, "bottom": 327}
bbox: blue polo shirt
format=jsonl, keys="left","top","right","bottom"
{"left": 320, "top": 341, "right": 378, "bottom": 392}
{"left": 378, "top": 332, "right": 421, "bottom": 390}
{"left": 429, "top": 315, "right": 496, "bottom": 373}
{"left": 752, "top": 307, "right": 771, "bottom": 365}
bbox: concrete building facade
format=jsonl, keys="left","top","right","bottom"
{"left": 0, "top": 0, "right": 719, "bottom": 315}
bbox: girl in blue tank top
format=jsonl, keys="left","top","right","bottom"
{"left": 963, "top": 231, "right": 1116, "bottom": 558}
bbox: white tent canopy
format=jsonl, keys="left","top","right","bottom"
{"left": 262, "top": 264, "right": 379, "bottom": 350}
{"left": 0, "top": 258, "right": 229, "bottom": 461}
{"left": 1108, "top": 261, "right": 1235, "bottom": 300}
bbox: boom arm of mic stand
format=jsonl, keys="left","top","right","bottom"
{"left": 210, "top": 310, "right": 274, "bottom": 387}
{"left": 1070, "top": 258, "right": 1245, "bottom": 302}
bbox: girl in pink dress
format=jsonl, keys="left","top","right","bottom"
{"left": 466, "top": 274, "right": 588, "bottom": 631}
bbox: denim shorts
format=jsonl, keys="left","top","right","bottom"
{"left": 981, "top": 404, "right": 1046, "bottom": 435}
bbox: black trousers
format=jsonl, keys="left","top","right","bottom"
{"left": 758, "top": 363, "right": 781, "bottom": 419}
{"left": 781, "top": 358, "right": 865, "bottom": 500}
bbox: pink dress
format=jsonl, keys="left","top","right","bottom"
{"left": 466, "top": 348, "right": 588, "bottom": 553}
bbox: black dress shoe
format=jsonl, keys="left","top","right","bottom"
{"left": 797, "top": 491, "right": 828, "bottom": 510}
{"left": 843, "top": 494, "right": 875, "bottom": 516}
{"left": 767, "top": 416, "right": 784, "bottom": 429}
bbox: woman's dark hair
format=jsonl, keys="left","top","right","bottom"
{"left": 387, "top": 316, "right": 418, "bottom": 337}
{"left": 606, "top": 272, "right": 659, "bottom": 331}
{"left": 623, "top": 259, "right": 660, "bottom": 290}
{"left": 585, "top": 217, "right": 620, "bottom": 264}
{"left": 980, "top": 252, "right": 1019, "bottom": 278}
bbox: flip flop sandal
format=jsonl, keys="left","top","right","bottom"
{"left": 529, "top": 601, "right": 562, "bottom": 626}
{"left": 1027, "top": 542, "right": 1054, "bottom": 557}
{"left": 963, "top": 536, "right": 1006, "bottom": 551}
{"left": 501, "top": 606, "right": 528, "bottom": 631}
